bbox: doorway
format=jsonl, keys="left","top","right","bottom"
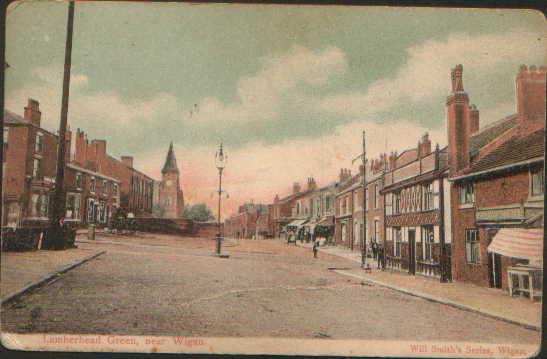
{"left": 490, "top": 253, "right": 502, "bottom": 288}
{"left": 408, "top": 229, "right": 416, "bottom": 275}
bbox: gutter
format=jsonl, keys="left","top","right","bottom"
{"left": 449, "top": 157, "right": 544, "bottom": 181}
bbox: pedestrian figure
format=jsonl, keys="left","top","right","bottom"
{"left": 313, "top": 239, "right": 319, "bottom": 258}
{"left": 372, "top": 241, "right": 378, "bottom": 260}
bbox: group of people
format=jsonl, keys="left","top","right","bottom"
{"left": 370, "top": 240, "right": 386, "bottom": 269}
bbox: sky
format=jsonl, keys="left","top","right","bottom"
{"left": 5, "top": 1, "right": 546, "bottom": 218}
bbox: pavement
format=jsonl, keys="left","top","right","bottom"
{"left": 1, "top": 244, "right": 105, "bottom": 303}
{"left": 297, "top": 241, "right": 542, "bottom": 330}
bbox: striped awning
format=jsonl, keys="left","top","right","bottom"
{"left": 487, "top": 228, "right": 544, "bottom": 262}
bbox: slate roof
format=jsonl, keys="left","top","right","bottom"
{"left": 468, "top": 128, "right": 545, "bottom": 173}
{"left": 4, "top": 109, "right": 28, "bottom": 125}
{"left": 469, "top": 114, "right": 519, "bottom": 155}
{"left": 161, "top": 142, "right": 179, "bottom": 174}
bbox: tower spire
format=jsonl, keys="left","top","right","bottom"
{"left": 162, "top": 141, "right": 179, "bottom": 174}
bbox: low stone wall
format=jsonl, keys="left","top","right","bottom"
{"left": 121, "top": 217, "right": 194, "bottom": 235}
{"left": 193, "top": 222, "right": 223, "bottom": 238}
{"left": 119, "top": 218, "right": 223, "bottom": 238}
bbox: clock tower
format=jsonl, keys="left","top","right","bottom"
{"left": 158, "top": 142, "right": 185, "bottom": 218}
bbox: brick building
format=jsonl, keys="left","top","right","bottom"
{"left": 73, "top": 128, "right": 154, "bottom": 217}
{"left": 225, "top": 203, "right": 269, "bottom": 239}
{"left": 3, "top": 99, "right": 120, "bottom": 228}
{"left": 270, "top": 180, "right": 315, "bottom": 238}
{"left": 382, "top": 134, "right": 452, "bottom": 280}
{"left": 158, "top": 142, "right": 185, "bottom": 218}
{"left": 334, "top": 168, "right": 358, "bottom": 248}
{"left": 303, "top": 182, "right": 336, "bottom": 242}
{"left": 334, "top": 156, "right": 387, "bottom": 254}
{"left": 447, "top": 64, "right": 545, "bottom": 290}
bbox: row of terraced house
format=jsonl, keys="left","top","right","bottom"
{"left": 229, "top": 64, "right": 545, "bottom": 293}
{"left": 3, "top": 99, "right": 155, "bottom": 229}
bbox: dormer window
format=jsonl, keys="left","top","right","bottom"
{"left": 531, "top": 166, "right": 544, "bottom": 197}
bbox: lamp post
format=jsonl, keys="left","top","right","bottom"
{"left": 214, "top": 142, "right": 227, "bottom": 256}
{"left": 352, "top": 131, "right": 367, "bottom": 269}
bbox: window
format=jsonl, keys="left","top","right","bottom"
{"left": 87, "top": 199, "right": 95, "bottom": 223}
{"left": 166, "top": 197, "right": 171, "bottom": 206}
{"left": 113, "top": 183, "right": 118, "bottom": 196}
{"left": 374, "top": 184, "right": 380, "bottom": 209}
{"left": 296, "top": 202, "right": 301, "bottom": 215}
{"left": 353, "top": 191, "right": 359, "bottom": 212}
{"left": 422, "top": 225, "right": 434, "bottom": 261}
{"left": 374, "top": 219, "right": 380, "bottom": 242}
{"left": 3, "top": 128, "right": 8, "bottom": 144}
{"left": 66, "top": 194, "right": 81, "bottom": 220}
{"left": 32, "top": 158, "right": 42, "bottom": 178}
{"left": 422, "top": 182, "right": 433, "bottom": 211}
{"left": 531, "top": 167, "right": 544, "bottom": 197}
{"left": 465, "top": 229, "right": 480, "bottom": 264}
{"left": 394, "top": 191, "right": 401, "bottom": 214}
{"left": 75, "top": 173, "right": 83, "bottom": 188}
{"left": 35, "top": 133, "right": 44, "bottom": 152}
{"left": 394, "top": 227, "right": 402, "bottom": 257}
{"left": 103, "top": 180, "right": 108, "bottom": 194}
{"left": 30, "top": 192, "right": 49, "bottom": 217}
{"left": 90, "top": 178, "right": 96, "bottom": 193}
{"left": 459, "top": 182, "right": 475, "bottom": 205}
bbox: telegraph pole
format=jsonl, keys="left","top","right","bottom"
{"left": 361, "top": 131, "right": 367, "bottom": 269}
{"left": 49, "top": 1, "right": 75, "bottom": 246}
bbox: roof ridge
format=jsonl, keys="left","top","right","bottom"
{"left": 471, "top": 113, "right": 518, "bottom": 138}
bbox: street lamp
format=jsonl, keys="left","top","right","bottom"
{"left": 214, "top": 142, "right": 227, "bottom": 256}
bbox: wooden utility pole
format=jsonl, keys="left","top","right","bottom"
{"left": 361, "top": 131, "right": 367, "bottom": 269}
{"left": 50, "top": 1, "right": 75, "bottom": 238}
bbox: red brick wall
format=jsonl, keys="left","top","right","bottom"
{"left": 451, "top": 169, "right": 535, "bottom": 288}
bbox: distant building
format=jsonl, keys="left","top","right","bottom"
{"left": 225, "top": 203, "right": 269, "bottom": 239}
{"left": 158, "top": 142, "right": 185, "bottom": 218}
{"left": 447, "top": 64, "right": 544, "bottom": 291}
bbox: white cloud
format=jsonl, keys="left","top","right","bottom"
{"left": 320, "top": 28, "right": 545, "bottom": 118}
{"left": 185, "top": 45, "right": 347, "bottom": 126}
{"left": 5, "top": 65, "right": 179, "bottom": 131}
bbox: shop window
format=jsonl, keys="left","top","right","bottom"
{"left": 465, "top": 229, "right": 480, "bottom": 264}
{"left": 531, "top": 167, "right": 544, "bottom": 197}
{"left": 76, "top": 173, "right": 83, "bottom": 188}
{"left": 66, "top": 194, "right": 81, "bottom": 220}
{"left": 422, "top": 225, "right": 434, "bottom": 261}
{"left": 30, "top": 192, "right": 49, "bottom": 217}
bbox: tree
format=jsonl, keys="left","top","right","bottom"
{"left": 152, "top": 204, "right": 167, "bottom": 218}
{"left": 183, "top": 203, "right": 215, "bottom": 222}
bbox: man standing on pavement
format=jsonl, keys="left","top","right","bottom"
{"left": 312, "top": 239, "right": 319, "bottom": 258}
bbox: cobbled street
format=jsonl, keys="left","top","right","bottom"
{"left": 1, "top": 234, "right": 540, "bottom": 343}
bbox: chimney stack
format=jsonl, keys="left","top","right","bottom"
{"left": 468, "top": 105, "right": 480, "bottom": 135}
{"left": 293, "top": 182, "right": 301, "bottom": 194}
{"left": 418, "top": 132, "right": 432, "bottom": 158}
{"left": 121, "top": 156, "right": 134, "bottom": 168}
{"left": 516, "top": 65, "right": 546, "bottom": 130}
{"left": 307, "top": 177, "right": 317, "bottom": 191}
{"left": 388, "top": 151, "right": 398, "bottom": 170}
{"left": 338, "top": 168, "right": 351, "bottom": 182}
{"left": 447, "top": 64, "right": 471, "bottom": 175}
{"left": 24, "top": 98, "right": 41, "bottom": 127}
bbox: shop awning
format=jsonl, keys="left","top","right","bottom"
{"left": 487, "top": 228, "right": 543, "bottom": 262}
{"left": 317, "top": 216, "right": 334, "bottom": 226}
{"left": 287, "top": 219, "right": 308, "bottom": 227}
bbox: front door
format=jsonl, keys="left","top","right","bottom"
{"left": 408, "top": 229, "right": 416, "bottom": 275}
{"left": 490, "top": 253, "right": 502, "bottom": 288}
